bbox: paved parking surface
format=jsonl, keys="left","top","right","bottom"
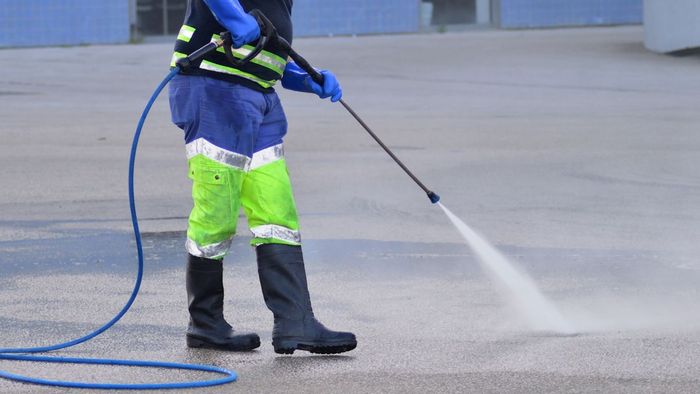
{"left": 1, "top": 26, "right": 699, "bottom": 393}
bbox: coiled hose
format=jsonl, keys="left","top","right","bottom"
{"left": 0, "top": 68, "right": 238, "bottom": 390}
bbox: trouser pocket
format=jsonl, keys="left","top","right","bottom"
{"left": 241, "top": 159, "right": 301, "bottom": 246}
{"left": 186, "top": 155, "right": 245, "bottom": 259}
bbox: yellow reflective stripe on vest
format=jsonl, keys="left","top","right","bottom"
{"left": 199, "top": 60, "right": 276, "bottom": 89}
{"left": 211, "top": 34, "right": 287, "bottom": 75}
{"left": 243, "top": 44, "right": 287, "bottom": 70}
{"left": 177, "top": 25, "right": 196, "bottom": 42}
{"left": 170, "top": 51, "right": 187, "bottom": 67}
{"left": 169, "top": 52, "right": 278, "bottom": 89}
{"left": 227, "top": 45, "right": 287, "bottom": 75}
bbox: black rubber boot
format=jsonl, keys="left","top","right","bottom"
{"left": 186, "top": 254, "right": 260, "bottom": 351}
{"left": 256, "top": 244, "right": 357, "bottom": 355}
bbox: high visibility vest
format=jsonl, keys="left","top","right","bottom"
{"left": 172, "top": 0, "right": 293, "bottom": 91}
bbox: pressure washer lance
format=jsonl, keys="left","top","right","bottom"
{"left": 177, "top": 11, "right": 441, "bottom": 205}
{"left": 278, "top": 38, "right": 441, "bottom": 204}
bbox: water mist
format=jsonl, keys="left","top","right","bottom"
{"left": 438, "top": 202, "right": 575, "bottom": 334}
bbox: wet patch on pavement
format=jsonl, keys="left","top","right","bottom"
{"left": 1, "top": 228, "right": 698, "bottom": 290}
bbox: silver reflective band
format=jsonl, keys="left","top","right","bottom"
{"left": 250, "top": 144, "right": 284, "bottom": 170}
{"left": 186, "top": 237, "right": 232, "bottom": 259}
{"left": 186, "top": 138, "right": 251, "bottom": 171}
{"left": 232, "top": 46, "right": 286, "bottom": 74}
{"left": 250, "top": 225, "right": 301, "bottom": 244}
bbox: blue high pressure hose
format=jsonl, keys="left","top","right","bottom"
{"left": 0, "top": 26, "right": 442, "bottom": 388}
{"left": 0, "top": 68, "right": 238, "bottom": 390}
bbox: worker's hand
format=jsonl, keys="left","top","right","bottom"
{"left": 307, "top": 70, "right": 343, "bottom": 102}
{"left": 203, "top": 0, "right": 260, "bottom": 48}
{"left": 281, "top": 62, "right": 343, "bottom": 102}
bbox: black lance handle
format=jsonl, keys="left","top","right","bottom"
{"left": 277, "top": 37, "right": 325, "bottom": 87}
{"left": 175, "top": 37, "right": 225, "bottom": 72}
{"left": 221, "top": 9, "right": 276, "bottom": 67}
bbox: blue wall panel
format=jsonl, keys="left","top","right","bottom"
{"left": 0, "top": 0, "right": 130, "bottom": 47}
{"left": 0, "top": 1, "right": 643, "bottom": 47}
{"left": 499, "top": 0, "right": 642, "bottom": 28}
{"left": 293, "top": 0, "right": 420, "bottom": 37}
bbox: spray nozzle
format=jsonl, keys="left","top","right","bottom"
{"left": 427, "top": 191, "right": 440, "bottom": 204}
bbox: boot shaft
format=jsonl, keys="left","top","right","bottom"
{"left": 255, "top": 244, "right": 357, "bottom": 354}
{"left": 256, "top": 244, "right": 314, "bottom": 321}
{"left": 186, "top": 255, "right": 230, "bottom": 332}
{"left": 185, "top": 254, "right": 261, "bottom": 350}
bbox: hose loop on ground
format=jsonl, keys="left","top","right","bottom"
{"left": 0, "top": 68, "right": 238, "bottom": 390}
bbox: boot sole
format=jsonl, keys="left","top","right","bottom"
{"left": 273, "top": 339, "right": 357, "bottom": 355}
{"left": 187, "top": 335, "right": 261, "bottom": 351}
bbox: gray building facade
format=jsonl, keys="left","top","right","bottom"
{"left": 0, "top": 0, "right": 643, "bottom": 48}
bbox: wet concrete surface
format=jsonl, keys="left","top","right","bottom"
{"left": 2, "top": 26, "right": 700, "bottom": 392}
{"left": 1, "top": 230, "right": 699, "bottom": 393}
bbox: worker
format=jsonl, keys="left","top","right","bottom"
{"left": 168, "top": 0, "right": 357, "bottom": 355}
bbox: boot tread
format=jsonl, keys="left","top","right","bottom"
{"left": 273, "top": 340, "right": 357, "bottom": 355}
{"left": 187, "top": 334, "right": 261, "bottom": 351}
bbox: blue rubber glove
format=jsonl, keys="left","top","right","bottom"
{"left": 281, "top": 62, "right": 343, "bottom": 102}
{"left": 203, "top": 0, "right": 260, "bottom": 48}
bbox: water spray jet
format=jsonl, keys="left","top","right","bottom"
{"left": 438, "top": 203, "right": 576, "bottom": 335}
{"left": 279, "top": 43, "right": 575, "bottom": 335}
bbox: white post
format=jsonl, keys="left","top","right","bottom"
{"left": 644, "top": 0, "right": 700, "bottom": 53}
{"left": 476, "top": 0, "right": 491, "bottom": 25}
{"left": 162, "top": 0, "right": 169, "bottom": 35}
{"left": 129, "top": 0, "right": 138, "bottom": 39}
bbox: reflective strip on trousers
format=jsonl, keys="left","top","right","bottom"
{"left": 212, "top": 34, "right": 287, "bottom": 76}
{"left": 186, "top": 156, "right": 245, "bottom": 260}
{"left": 186, "top": 156, "right": 301, "bottom": 255}
{"left": 186, "top": 138, "right": 251, "bottom": 171}
{"left": 242, "top": 159, "right": 300, "bottom": 246}
{"left": 250, "top": 144, "right": 284, "bottom": 170}
{"left": 177, "top": 25, "right": 196, "bottom": 42}
{"left": 198, "top": 60, "right": 277, "bottom": 89}
{"left": 186, "top": 237, "right": 233, "bottom": 260}
{"left": 250, "top": 225, "right": 301, "bottom": 245}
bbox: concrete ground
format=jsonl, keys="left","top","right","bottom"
{"left": 1, "top": 26, "right": 699, "bottom": 393}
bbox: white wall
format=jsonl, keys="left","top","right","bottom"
{"left": 644, "top": 0, "right": 700, "bottom": 53}
{"left": 477, "top": 0, "right": 491, "bottom": 24}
